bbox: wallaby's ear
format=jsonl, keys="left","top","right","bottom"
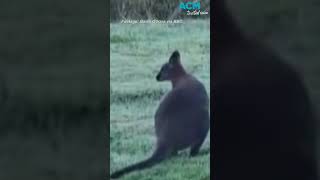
{"left": 169, "top": 50, "right": 181, "bottom": 65}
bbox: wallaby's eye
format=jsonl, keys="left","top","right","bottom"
{"left": 160, "top": 66, "right": 166, "bottom": 72}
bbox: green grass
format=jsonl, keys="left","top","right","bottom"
{"left": 0, "top": 0, "right": 318, "bottom": 179}
{"left": 110, "top": 19, "right": 211, "bottom": 180}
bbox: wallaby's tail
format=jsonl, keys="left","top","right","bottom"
{"left": 110, "top": 147, "right": 167, "bottom": 179}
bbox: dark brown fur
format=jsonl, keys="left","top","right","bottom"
{"left": 110, "top": 51, "right": 210, "bottom": 179}
{"left": 212, "top": 1, "right": 318, "bottom": 180}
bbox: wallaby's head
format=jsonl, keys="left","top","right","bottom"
{"left": 156, "top": 50, "right": 185, "bottom": 82}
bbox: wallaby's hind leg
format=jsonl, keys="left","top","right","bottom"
{"left": 110, "top": 143, "right": 172, "bottom": 179}
{"left": 190, "top": 134, "right": 207, "bottom": 157}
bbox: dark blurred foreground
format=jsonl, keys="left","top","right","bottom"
{"left": 0, "top": 0, "right": 108, "bottom": 179}
{"left": 216, "top": 0, "right": 320, "bottom": 178}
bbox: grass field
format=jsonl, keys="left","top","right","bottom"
{"left": 110, "top": 20, "right": 211, "bottom": 180}
{"left": 0, "top": 0, "right": 318, "bottom": 179}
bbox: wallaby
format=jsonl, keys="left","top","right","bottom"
{"left": 110, "top": 50, "right": 210, "bottom": 179}
{"left": 212, "top": 0, "right": 318, "bottom": 180}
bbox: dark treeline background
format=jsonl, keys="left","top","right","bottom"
{"left": 110, "top": 0, "right": 210, "bottom": 21}
{"left": 0, "top": 0, "right": 108, "bottom": 180}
